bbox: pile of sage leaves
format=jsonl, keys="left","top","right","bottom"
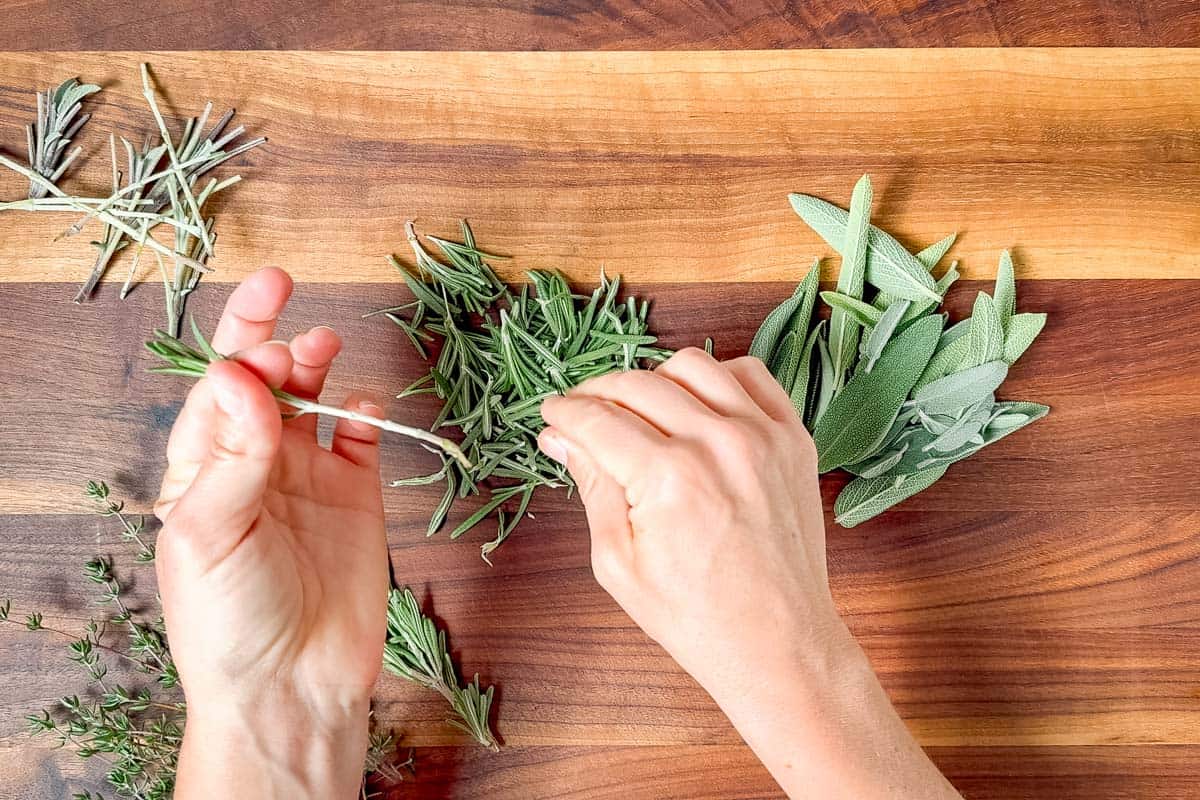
{"left": 754, "top": 175, "right": 1048, "bottom": 527}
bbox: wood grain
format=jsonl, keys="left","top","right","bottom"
{"left": 1, "top": 50, "right": 1197, "bottom": 285}
{"left": 1, "top": 279, "right": 1197, "bottom": 514}
{"left": 0, "top": 0, "right": 1197, "bottom": 51}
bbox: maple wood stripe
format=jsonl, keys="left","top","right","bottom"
{"left": 0, "top": 51, "right": 1198, "bottom": 283}
{"left": 0, "top": 279, "right": 1197, "bottom": 514}
{"left": 0, "top": 1, "right": 1196, "bottom": 50}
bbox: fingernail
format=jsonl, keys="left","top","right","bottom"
{"left": 360, "top": 400, "right": 384, "bottom": 416}
{"left": 312, "top": 325, "right": 337, "bottom": 334}
{"left": 539, "top": 429, "right": 569, "bottom": 466}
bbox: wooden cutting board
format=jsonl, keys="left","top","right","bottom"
{"left": 0, "top": 42, "right": 1197, "bottom": 800}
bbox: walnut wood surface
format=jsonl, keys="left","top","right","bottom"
{"left": 0, "top": 29, "right": 1197, "bottom": 800}
{"left": 0, "top": 278, "right": 1197, "bottom": 797}
{"left": 0, "top": 0, "right": 1196, "bottom": 50}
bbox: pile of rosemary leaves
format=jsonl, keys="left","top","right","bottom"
{"left": 1, "top": 482, "right": 498, "bottom": 800}
{"left": 376, "top": 222, "right": 672, "bottom": 561}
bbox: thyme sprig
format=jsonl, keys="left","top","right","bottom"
{"left": 383, "top": 588, "right": 499, "bottom": 751}
{"left": 145, "top": 318, "right": 472, "bottom": 468}
{"left": 379, "top": 221, "right": 670, "bottom": 559}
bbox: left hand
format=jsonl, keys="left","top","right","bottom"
{"left": 155, "top": 268, "right": 389, "bottom": 798}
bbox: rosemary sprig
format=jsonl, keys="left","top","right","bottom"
{"left": 25, "top": 78, "right": 100, "bottom": 199}
{"left": 383, "top": 588, "right": 499, "bottom": 752}
{"left": 144, "top": 318, "right": 472, "bottom": 468}
{"left": 379, "top": 221, "right": 670, "bottom": 560}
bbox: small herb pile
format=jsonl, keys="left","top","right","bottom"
{"left": 377, "top": 221, "right": 670, "bottom": 561}
{"left": 384, "top": 588, "right": 499, "bottom": 751}
{"left": 0, "top": 65, "right": 264, "bottom": 333}
{"left": 752, "top": 175, "right": 1048, "bottom": 526}
{"left": 1, "top": 482, "right": 499, "bottom": 799}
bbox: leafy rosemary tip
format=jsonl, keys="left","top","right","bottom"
{"left": 384, "top": 588, "right": 499, "bottom": 751}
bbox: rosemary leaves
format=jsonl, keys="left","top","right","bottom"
{"left": 754, "top": 175, "right": 1049, "bottom": 526}
{"left": 24, "top": 78, "right": 100, "bottom": 199}
{"left": 0, "top": 64, "right": 264, "bottom": 332}
{"left": 384, "top": 588, "right": 499, "bottom": 751}
{"left": 378, "top": 222, "right": 670, "bottom": 560}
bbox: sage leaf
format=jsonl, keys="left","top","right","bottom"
{"left": 899, "top": 261, "right": 959, "bottom": 324}
{"left": 965, "top": 292, "right": 1005, "bottom": 368}
{"left": 834, "top": 464, "right": 949, "bottom": 528}
{"left": 940, "top": 318, "right": 970, "bottom": 348}
{"left": 828, "top": 174, "right": 873, "bottom": 386}
{"left": 914, "top": 334, "right": 970, "bottom": 390}
{"left": 994, "top": 250, "right": 1016, "bottom": 330}
{"left": 812, "top": 315, "right": 942, "bottom": 472}
{"left": 810, "top": 331, "right": 836, "bottom": 429}
{"left": 769, "top": 330, "right": 803, "bottom": 391}
{"left": 923, "top": 398, "right": 992, "bottom": 452}
{"left": 913, "top": 401, "right": 1049, "bottom": 471}
{"left": 911, "top": 360, "right": 1009, "bottom": 415}
{"left": 915, "top": 233, "right": 957, "bottom": 270}
{"left": 749, "top": 259, "right": 819, "bottom": 361}
{"left": 873, "top": 233, "right": 957, "bottom": 310}
{"left": 846, "top": 442, "right": 910, "bottom": 479}
{"left": 860, "top": 299, "right": 911, "bottom": 372}
{"left": 789, "top": 321, "right": 825, "bottom": 422}
{"left": 821, "top": 291, "right": 882, "bottom": 326}
{"left": 788, "top": 192, "right": 941, "bottom": 303}
{"left": 1003, "top": 312, "right": 1047, "bottom": 364}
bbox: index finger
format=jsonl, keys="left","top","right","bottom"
{"left": 211, "top": 267, "right": 293, "bottom": 354}
{"left": 540, "top": 394, "right": 666, "bottom": 489}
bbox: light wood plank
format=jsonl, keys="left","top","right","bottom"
{"left": 0, "top": 50, "right": 1197, "bottom": 285}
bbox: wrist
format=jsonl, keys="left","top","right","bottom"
{"left": 177, "top": 685, "right": 370, "bottom": 800}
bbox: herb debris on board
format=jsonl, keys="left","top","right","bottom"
{"left": 753, "top": 175, "right": 1048, "bottom": 527}
{"left": 374, "top": 221, "right": 671, "bottom": 561}
{"left": 0, "top": 64, "right": 264, "bottom": 333}
{"left": 1, "top": 483, "right": 496, "bottom": 800}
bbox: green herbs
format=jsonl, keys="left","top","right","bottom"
{"left": 755, "top": 175, "right": 1049, "bottom": 526}
{"left": 378, "top": 222, "right": 669, "bottom": 560}
{"left": 0, "top": 64, "right": 264, "bottom": 333}
{"left": 2, "top": 484, "right": 183, "bottom": 800}
{"left": 384, "top": 588, "right": 499, "bottom": 751}
{"left": 24, "top": 78, "right": 100, "bottom": 198}
{"left": 144, "top": 319, "right": 471, "bottom": 467}
{"left": 5, "top": 482, "right": 481, "bottom": 799}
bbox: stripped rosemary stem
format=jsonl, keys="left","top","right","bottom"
{"left": 145, "top": 318, "right": 472, "bottom": 468}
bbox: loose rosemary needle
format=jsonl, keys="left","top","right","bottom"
{"left": 145, "top": 318, "right": 472, "bottom": 468}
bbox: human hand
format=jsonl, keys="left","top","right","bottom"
{"left": 538, "top": 348, "right": 841, "bottom": 687}
{"left": 538, "top": 348, "right": 962, "bottom": 800}
{"left": 154, "top": 268, "right": 388, "bottom": 799}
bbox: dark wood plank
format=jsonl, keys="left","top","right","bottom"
{"left": 0, "top": 0, "right": 1196, "bottom": 50}
{"left": 1, "top": 280, "right": 1197, "bottom": 514}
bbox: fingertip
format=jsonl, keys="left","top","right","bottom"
{"left": 537, "top": 427, "right": 569, "bottom": 466}
{"left": 292, "top": 325, "right": 342, "bottom": 365}
{"left": 332, "top": 394, "right": 384, "bottom": 467}
{"left": 227, "top": 267, "right": 293, "bottom": 322}
{"left": 231, "top": 340, "right": 294, "bottom": 389}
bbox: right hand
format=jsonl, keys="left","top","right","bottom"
{"left": 537, "top": 347, "right": 845, "bottom": 690}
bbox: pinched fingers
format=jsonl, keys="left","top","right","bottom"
{"left": 540, "top": 394, "right": 666, "bottom": 491}
{"left": 653, "top": 347, "right": 763, "bottom": 419}
{"left": 282, "top": 326, "right": 343, "bottom": 435}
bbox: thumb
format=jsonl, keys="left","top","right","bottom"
{"left": 167, "top": 359, "right": 283, "bottom": 564}
{"left": 539, "top": 427, "right": 633, "bottom": 577}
